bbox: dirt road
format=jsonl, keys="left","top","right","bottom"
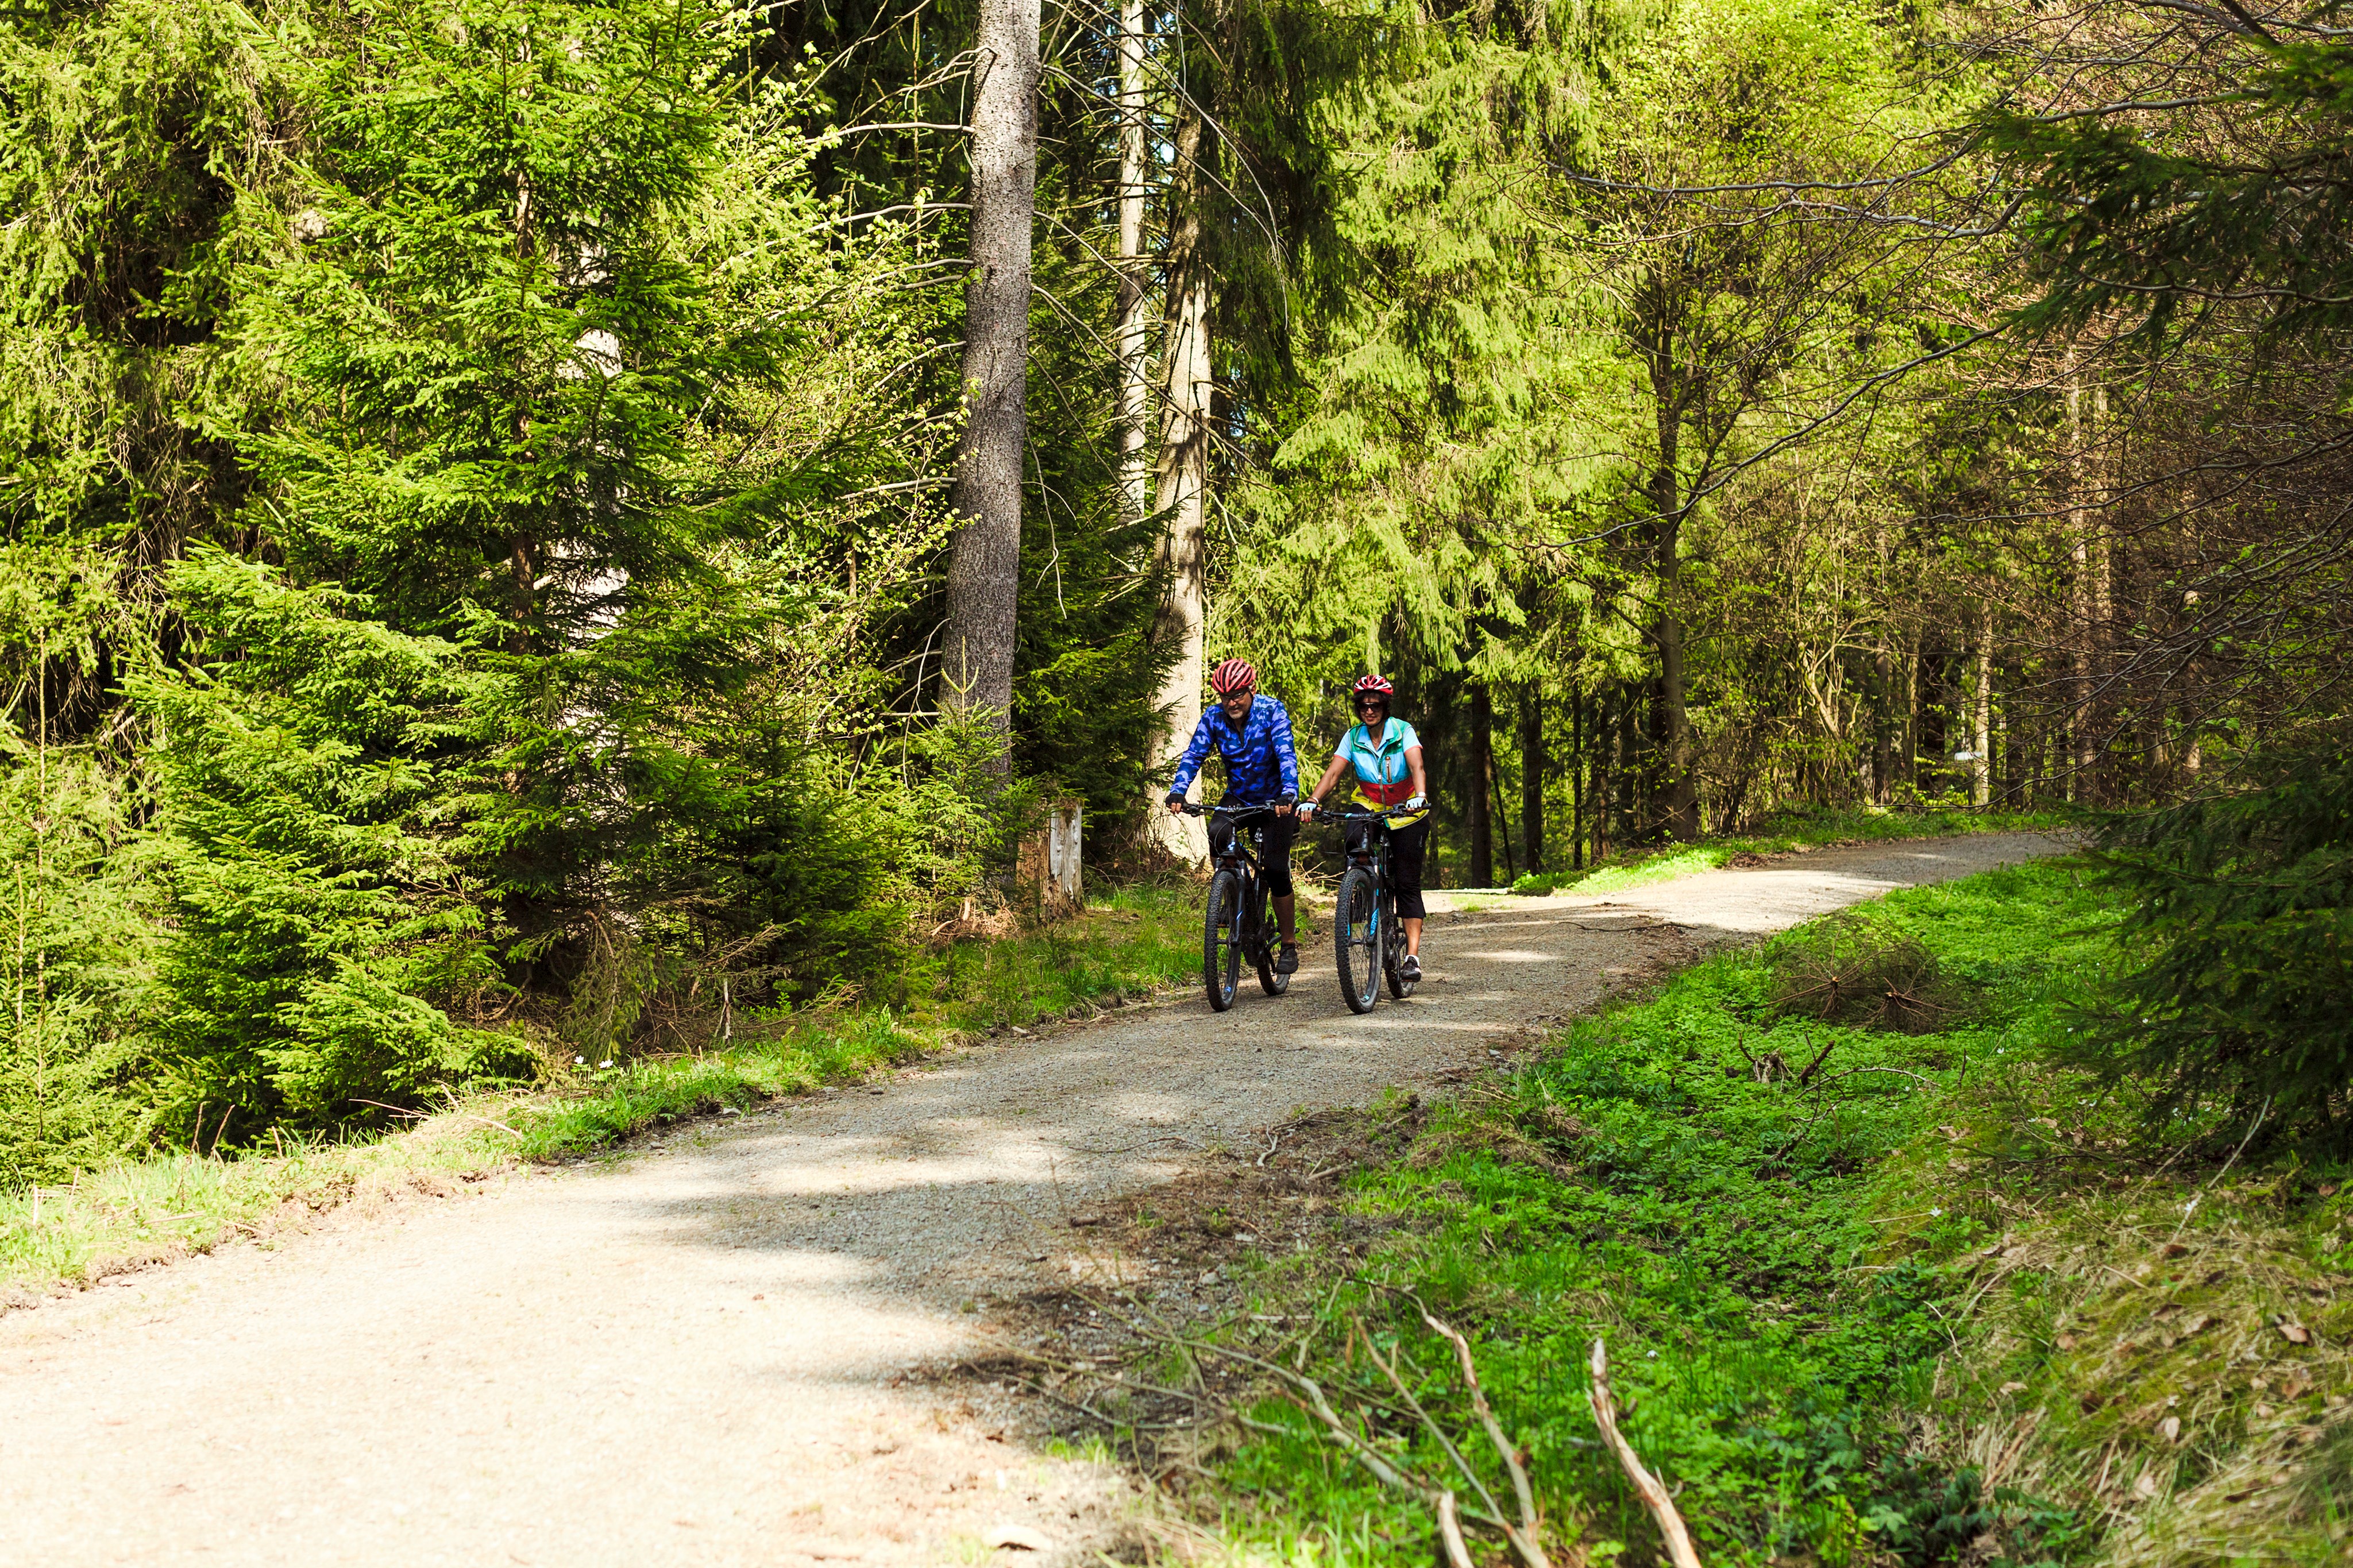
{"left": 0, "top": 834, "right": 2066, "bottom": 1567}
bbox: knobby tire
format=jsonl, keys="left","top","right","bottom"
{"left": 1255, "top": 878, "right": 1289, "bottom": 996}
{"left": 1204, "top": 869, "right": 1243, "bottom": 1012}
{"left": 1383, "top": 891, "right": 1417, "bottom": 999}
{"left": 1335, "top": 866, "right": 1380, "bottom": 1014}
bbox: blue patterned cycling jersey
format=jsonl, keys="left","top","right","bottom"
{"left": 1168, "top": 694, "right": 1300, "bottom": 805}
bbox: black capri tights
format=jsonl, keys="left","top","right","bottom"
{"left": 1343, "top": 816, "right": 1429, "bottom": 920}
{"left": 1212, "top": 811, "right": 1299, "bottom": 898}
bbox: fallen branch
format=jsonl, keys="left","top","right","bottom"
{"left": 1437, "top": 1492, "right": 1475, "bottom": 1568}
{"left": 1420, "top": 1310, "right": 1553, "bottom": 1568}
{"left": 1793, "top": 1031, "right": 1838, "bottom": 1086}
{"left": 1588, "top": 1339, "right": 1702, "bottom": 1568}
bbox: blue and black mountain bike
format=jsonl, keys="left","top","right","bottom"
{"left": 1330, "top": 805, "right": 1419, "bottom": 1014}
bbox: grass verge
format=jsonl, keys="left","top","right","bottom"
{"left": 1507, "top": 804, "right": 2082, "bottom": 897}
{"left": 1137, "top": 860, "right": 2349, "bottom": 1566}
{"left": 2, "top": 881, "right": 1208, "bottom": 1301}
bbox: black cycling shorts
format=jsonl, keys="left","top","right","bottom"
{"left": 1211, "top": 811, "right": 1298, "bottom": 898}
{"left": 1343, "top": 816, "right": 1428, "bottom": 921}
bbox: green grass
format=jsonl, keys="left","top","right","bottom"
{"left": 2, "top": 882, "right": 1209, "bottom": 1298}
{"left": 1507, "top": 803, "right": 2082, "bottom": 897}
{"left": 1194, "top": 860, "right": 2351, "bottom": 1567}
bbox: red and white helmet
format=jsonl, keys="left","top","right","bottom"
{"left": 1351, "top": 674, "right": 1395, "bottom": 704}
{"left": 1209, "top": 658, "right": 1257, "bottom": 695}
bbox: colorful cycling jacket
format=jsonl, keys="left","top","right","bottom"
{"left": 1169, "top": 694, "right": 1301, "bottom": 805}
{"left": 1334, "top": 718, "right": 1429, "bottom": 825}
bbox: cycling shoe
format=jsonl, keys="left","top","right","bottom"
{"left": 1275, "top": 944, "right": 1301, "bottom": 975}
{"left": 1399, "top": 954, "right": 1422, "bottom": 982}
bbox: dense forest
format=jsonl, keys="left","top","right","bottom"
{"left": 5, "top": 0, "right": 2350, "bottom": 1177}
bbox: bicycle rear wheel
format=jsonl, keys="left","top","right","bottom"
{"left": 1334, "top": 867, "right": 1380, "bottom": 1014}
{"left": 1254, "top": 878, "right": 1290, "bottom": 996}
{"left": 1203, "top": 870, "right": 1243, "bottom": 1011}
{"left": 1383, "top": 892, "right": 1417, "bottom": 999}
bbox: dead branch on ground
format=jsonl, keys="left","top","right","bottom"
{"left": 1587, "top": 1338, "right": 1704, "bottom": 1568}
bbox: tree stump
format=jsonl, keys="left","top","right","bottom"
{"left": 1017, "top": 799, "right": 1083, "bottom": 918}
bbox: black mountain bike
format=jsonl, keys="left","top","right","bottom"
{"left": 1181, "top": 801, "right": 1293, "bottom": 1011}
{"left": 1330, "top": 805, "right": 1419, "bottom": 1014}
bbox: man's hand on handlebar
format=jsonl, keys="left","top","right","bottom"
{"left": 1164, "top": 794, "right": 1186, "bottom": 817}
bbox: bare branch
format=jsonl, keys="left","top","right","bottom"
{"left": 1587, "top": 1339, "right": 1703, "bottom": 1568}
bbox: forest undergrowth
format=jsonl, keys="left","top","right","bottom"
{"left": 1127, "top": 862, "right": 2350, "bottom": 1567}
{"left": 0, "top": 882, "right": 1208, "bottom": 1301}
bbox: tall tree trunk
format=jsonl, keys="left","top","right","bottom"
{"left": 1491, "top": 741, "right": 1515, "bottom": 882}
{"left": 1640, "top": 295, "right": 1701, "bottom": 843}
{"left": 941, "top": 0, "right": 1040, "bottom": 737}
{"left": 2000, "top": 661, "right": 2027, "bottom": 805}
{"left": 1617, "top": 695, "right": 1639, "bottom": 855}
{"left": 1467, "top": 682, "right": 1495, "bottom": 886}
{"left": 2065, "top": 364, "right": 2112, "bottom": 803}
{"left": 1970, "top": 610, "right": 1993, "bottom": 808}
{"left": 1900, "top": 638, "right": 1918, "bottom": 790}
{"left": 1518, "top": 686, "right": 1545, "bottom": 874}
{"left": 1594, "top": 691, "right": 1613, "bottom": 866}
{"left": 1872, "top": 646, "right": 1895, "bottom": 804}
{"left": 1570, "top": 692, "right": 1586, "bottom": 870}
{"left": 1114, "top": 0, "right": 1151, "bottom": 524}
{"left": 1143, "top": 105, "right": 1212, "bottom": 858}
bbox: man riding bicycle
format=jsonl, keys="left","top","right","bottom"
{"left": 1303, "top": 674, "right": 1430, "bottom": 982}
{"left": 1165, "top": 658, "right": 1303, "bottom": 975}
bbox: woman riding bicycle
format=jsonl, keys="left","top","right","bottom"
{"left": 1304, "top": 675, "right": 1430, "bottom": 982}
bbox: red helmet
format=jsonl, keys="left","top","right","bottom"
{"left": 1209, "top": 658, "right": 1257, "bottom": 695}
{"left": 1351, "top": 674, "right": 1394, "bottom": 704}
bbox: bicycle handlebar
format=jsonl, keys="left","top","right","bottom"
{"left": 1176, "top": 799, "right": 1294, "bottom": 817}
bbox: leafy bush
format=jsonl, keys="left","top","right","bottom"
{"left": 2067, "top": 745, "right": 2353, "bottom": 1145}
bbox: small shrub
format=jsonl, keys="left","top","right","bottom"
{"left": 2065, "top": 742, "right": 2353, "bottom": 1146}
{"left": 1766, "top": 907, "right": 1964, "bottom": 1033}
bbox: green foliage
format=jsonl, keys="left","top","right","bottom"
{"left": 1215, "top": 863, "right": 2126, "bottom": 1564}
{"left": 2067, "top": 746, "right": 2353, "bottom": 1147}
{"left": 130, "top": 549, "right": 491, "bottom": 1137}
{"left": 1980, "top": 28, "right": 2353, "bottom": 347}
{"left": 0, "top": 750, "right": 153, "bottom": 1184}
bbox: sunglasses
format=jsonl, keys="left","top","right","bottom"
{"left": 1355, "top": 698, "right": 1389, "bottom": 712}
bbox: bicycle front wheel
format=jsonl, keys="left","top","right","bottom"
{"left": 1204, "top": 870, "right": 1243, "bottom": 1011}
{"left": 1255, "top": 878, "right": 1290, "bottom": 997}
{"left": 1334, "top": 867, "right": 1380, "bottom": 1014}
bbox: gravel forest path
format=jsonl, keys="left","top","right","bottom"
{"left": 0, "top": 833, "right": 2067, "bottom": 1568}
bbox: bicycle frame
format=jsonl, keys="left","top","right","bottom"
{"left": 1208, "top": 804, "right": 1279, "bottom": 965}
{"left": 1330, "top": 804, "right": 1417, "bottom": 1010}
